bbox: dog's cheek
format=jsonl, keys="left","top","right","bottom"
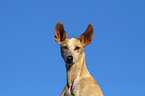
{"left": 73, "top": 52, "right": 82, "bottom": 63}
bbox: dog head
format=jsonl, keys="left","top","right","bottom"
{"left": 54, "top": 21, "right": 94, "bottom": 65}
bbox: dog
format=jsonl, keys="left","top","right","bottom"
{"left": 54, "top": 21, "right": 103, "bottom": 96}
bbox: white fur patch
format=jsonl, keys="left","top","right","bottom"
{"left": 68, "top": 38, "right": 76, "bottom": 47}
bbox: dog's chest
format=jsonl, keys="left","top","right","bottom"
{"left": 64, "top": 88, "right": 73, "bottom": 96}
{"left": 65, "top": 80, "right": 80, "bottom": 96}
{"left": 64, "top": 85, "right": 80, "bottom": 96}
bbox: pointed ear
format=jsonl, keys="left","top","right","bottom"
{"left": 54, "top": 21, "right": 67, "bottom": 45}
{"left": 79, "top": 24, "right": 94, "bottom": 47}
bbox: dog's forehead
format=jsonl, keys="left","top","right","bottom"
{"left": 62, "top": 38, "right": 82, "bottom": 47}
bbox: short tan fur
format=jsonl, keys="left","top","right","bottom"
{"left": 54, "top": 21, "right": 103, "bottom": 96}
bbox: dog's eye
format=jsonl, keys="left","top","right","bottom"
{"left": 75, "top": 47, "right": 80, "bottom": 50}
{"left": 62, "top": 46, "right": 67, "bottom": 50}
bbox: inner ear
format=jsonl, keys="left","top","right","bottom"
{"left": 79, "top": 24, "right": 94, "bottom": 47}
{"left": 54, "top": 21, "right": 67, "bottom": 45}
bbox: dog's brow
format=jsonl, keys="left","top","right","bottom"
{"left": 67, "top": 38, "right": 75, "bottom": 47}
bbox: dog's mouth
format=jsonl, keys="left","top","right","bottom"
{"left": 65, "top": 61, "right": 74, "bottom": 70}
{"left": 65, "top": 61, "right": 74, "bottom": 65}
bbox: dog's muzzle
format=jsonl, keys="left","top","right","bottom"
{"left": 66, "top": 56, "right": 73, "bottom": 63}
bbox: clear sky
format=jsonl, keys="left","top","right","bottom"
{"left": 0, "top": 0, "right": 145, "bottom": 96}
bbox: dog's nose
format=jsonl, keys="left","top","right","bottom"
{"left": 66, "top": 56, "right": 73, "bottom": 63}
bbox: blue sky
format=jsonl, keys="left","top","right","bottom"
{"left": 0, "top": 0, "right": 145, "bottom": 96}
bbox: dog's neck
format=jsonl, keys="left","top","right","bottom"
{"left": 65, "top": 52, "right": 91, "bottom": 87}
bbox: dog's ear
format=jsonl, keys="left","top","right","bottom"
{"left": 54, "top": 21, "right": 67, "bottom": 45}
{"left": 79, "top": 24, "right": 94, "bottom": 47}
